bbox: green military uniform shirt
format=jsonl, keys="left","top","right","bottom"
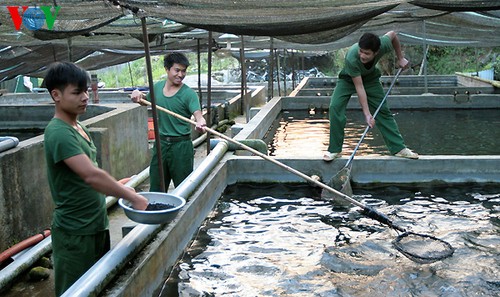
{"left": 339, "top": 34, "right": 393, "bottom": 83}
{"left": 44, "top": 118, "right": 108, "bottom": 235}
{"left": 147, "top": 82, "right": 201, "bottom": 137}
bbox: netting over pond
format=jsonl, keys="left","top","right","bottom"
{"left": 1, "top": 1, "right": 499, "bottom": 80}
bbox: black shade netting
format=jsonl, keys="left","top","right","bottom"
{"left": 393, "top": 232, "right": 455, "bottom": 264}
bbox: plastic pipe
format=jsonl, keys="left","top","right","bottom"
{"left": 0, "top": 230, "right": 51, "bottom": 266}
{"left": 175, "top": 140, "right": 229, "bottom": 197}
{"left": 0, "top": 137, "right": 19, "bottom": 153}
{"left": 210, "top": 138, "right": 268, "bottom": 154}
{"left": 0, "top": 237, "right": 52, "bottom": 290}
{"left": 61, "top": 141, "right": 229, "bottom": 297}
{"left": 0, "top": 171, "right": 150, "bottom": 291}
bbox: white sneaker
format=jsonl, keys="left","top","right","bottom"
{"left": 395, "top": 148, "right": 419, "bottom": 159}
{"left": 323, "top": 152, "right": 340, "bottom": 162}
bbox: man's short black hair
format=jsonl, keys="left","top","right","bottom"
{"left": 163, "top": 52, "right": 190, "bottom": 69}
{"left": 43, "top": 62, "right": 89, "bottom": 93}
{"left": 358, "top": 33, "right": 381, "bottom": 52}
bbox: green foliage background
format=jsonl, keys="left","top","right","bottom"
{"left": 94, "top": 53, "right": 239, "bottom": 87}
{"left": 94, "top": 46, "right": 499, "bottom": 88}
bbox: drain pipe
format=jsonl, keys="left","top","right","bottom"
{"left": 61, "top": 141, "right": 230, "bottom": 297}
{"left": 174, "top": 140, "right": 229, "bottom": 197}
{"left": 0, "top": 137, "right": 19, "bottom": 153}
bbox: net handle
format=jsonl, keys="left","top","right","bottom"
{"left": 345, "top": 67, "right": 403, "bottom": 168}
{"left": 360, "top": 207, "right": 406, "bottom": 233}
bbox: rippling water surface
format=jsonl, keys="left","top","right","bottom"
{"left": 163, "top": 183, "right": 499, "bottom": 297}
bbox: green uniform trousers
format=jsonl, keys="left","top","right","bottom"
{"left": 328, "top": 78, "right": 406, "bottom": 155}
{"left": 149, "top": 138, "right": 194, "bottom": 191}
{"left": 52, "top": 228, "right": 110, "bottom": 296}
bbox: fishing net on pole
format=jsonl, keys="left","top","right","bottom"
{"left": 359, "top": 207, "right": 454, "bottom": 264}
{"left": 330, "top": 167, "right": 350, "bottom": 190}
{"left": 393, "top": 232, "right": 455, "bottom": 264}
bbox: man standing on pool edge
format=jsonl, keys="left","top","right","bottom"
{"left": 43, "top": 62, "right": 149, "bottom": 296}
{"left": 323, "top": 31, "right": 418, "bottom": 161}
{"left": 130, "top": 52, "right": 206, "bottom": 191}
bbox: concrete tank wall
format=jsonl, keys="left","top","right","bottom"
{"left": 0, "top": 104, "right": 150, "bottom": 251}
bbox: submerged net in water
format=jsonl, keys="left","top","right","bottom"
{"left": 331, "top": 167, "right": 351, "bottom": 190}
{"left": 321, "top": 167, "right": 353, "bottom": 201}
{"left": 393, "top": 232, "right": 455, "bottom": 264}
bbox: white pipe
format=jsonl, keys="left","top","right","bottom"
{"left": 0, "top": 237, "right": 52, "bottom": 290}
{"left": 0, "top": 169, "right": 150, "bottom": 291}
{"left": 0, "top": 137, "right": 19, "bottom": 153}
{"left": 61, "top": 141, "right": 229, "bottom": 297}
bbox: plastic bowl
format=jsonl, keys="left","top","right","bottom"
{"left": 118, "top": 192, "right": 186, "bottom": 224}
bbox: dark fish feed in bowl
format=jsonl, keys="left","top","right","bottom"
{"left": 145, "top": 202, "right": 175, "bottom": 211}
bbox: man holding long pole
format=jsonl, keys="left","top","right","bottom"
{"left": 323, "top": 31, "right": 418, "bottom": 161}
{"left": 131, "top": 53, "right": 206, "bottom": 192}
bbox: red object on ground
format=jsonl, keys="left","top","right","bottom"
{"left": 148, "top": 118, "right": 155, "bottom": 140}
{"left": 0, "top": 230, "right": 51, "bottom": 265}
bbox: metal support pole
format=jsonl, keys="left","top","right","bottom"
{"left": 283, "top": 49, "right": 287, "bottom": 95}
{"left": 422, "top": 20, "right": 428, "bottom": 93}
{"left": 241, "top": 36, "right": 249, "bottom": 122}
{"left": 141, "top": 17, "right": 165, "bottom": 192}
{"left": 239, "top": 36, "right": 248, "bottom": 121}
{"left": 268, "top": 37, "right": 274, "bottom": 99}
{"left": 206, "top": 32, "right": 213, "bottom": 155}
{"left": 275, "top": 49, "right": 281, "bottom": 96}
{"left": 197, "top": 39, "right": 203, "bottom": 106}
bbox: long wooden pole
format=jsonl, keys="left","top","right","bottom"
{"left": 139, "top": 99, "right": 368, "bottom": 211}
{"left": 142, "top": 99, "right": 461, "bottom": 243}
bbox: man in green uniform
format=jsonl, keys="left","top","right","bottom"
{"left": 43, "top": 62, "right": 148, "bottom": 296}
{"left": 131, "top": 53, "right": 206, "bottom": 191}
{"left": 323, "top": 31, "right": 418, "bottom": 161}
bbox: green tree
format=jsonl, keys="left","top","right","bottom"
{"left": 94, "top": 53, "right": 239, "bottom": 88}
